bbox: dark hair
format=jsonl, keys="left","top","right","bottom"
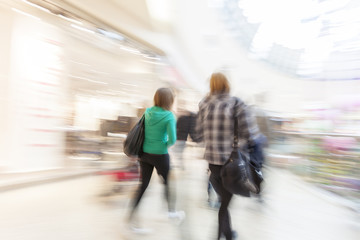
{"left": 210, "top": 72, "right": 230, "bottom": 95}
{"left": 154, "top": 88, "right": 174, "bottom": 110}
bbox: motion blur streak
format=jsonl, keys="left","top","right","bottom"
{"left": 0, "top": 0, "right": 359, "bottom": 240}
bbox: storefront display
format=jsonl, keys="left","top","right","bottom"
{"left": 0, "top": 0, "right": 179, "bottom": 172}
{"left": 267, "top": 105, "right": 360, "bottom": 204}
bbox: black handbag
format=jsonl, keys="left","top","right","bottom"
{"left": 123, "top": 115, "right": 145, "bottom": 157}
{"left": 220, "top": 108, "right": 263, "bottom": 196}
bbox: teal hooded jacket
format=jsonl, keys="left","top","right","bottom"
{"left": 143, "top": 106, "right": 177, "bottom": 154}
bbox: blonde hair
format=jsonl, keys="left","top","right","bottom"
{"left": 210, "top": 72, "right": 230, "bottom": 95}
{"left": 154, "top": 88, "right": 174, "bottom": 110}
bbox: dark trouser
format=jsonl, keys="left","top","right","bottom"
{"left": 130, "top": 152, "right": 173, "bottom": 218}
{"left": 209, "top": 164, "right": 234, "bottom": 240}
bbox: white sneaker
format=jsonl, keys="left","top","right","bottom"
{"left": 130, "top": 226, "right": 153, "bottom": 234}
{"left": 168, "top": 210, "right": 186, "bottom": 223}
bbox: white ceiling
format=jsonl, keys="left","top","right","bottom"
{"left": 4, "top": 0, "right": 360, "bottom": 114}
{"left": 61, "top": 0, "right": 169, "bottom": 55}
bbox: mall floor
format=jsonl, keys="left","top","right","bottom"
{"left": 0, "top": 147, "right": 359, "bottom": 240}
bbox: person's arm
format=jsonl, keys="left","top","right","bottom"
{"left": 193, "top": 110, "right": 204, "bottom": 143}
{"left": 237, "top": 102, "right": 266, "bottom": 168}
{"left": 167, "top": 115, "right": 177, "bottom": 148}
{"left": 235, "top": 100, "right": 253, "bottom": 143}
{"left": 188, "top": 113, "right": 197, "bottom": 142}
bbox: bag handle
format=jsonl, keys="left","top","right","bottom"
{"left": 233, "top": 99, "right": 251, "bottom": 149}
{"left": 233, "top": 99, "right": 239, "bottom": 147}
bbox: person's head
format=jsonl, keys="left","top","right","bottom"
{"left": 154, "top": 87, "right": 175, "bottom": 110}
{"left": 209, "top": 72, "right": 230, "bottom": 95}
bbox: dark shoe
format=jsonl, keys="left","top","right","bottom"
{"left": 220, "top": 230, "right": 238, "bottom": 239}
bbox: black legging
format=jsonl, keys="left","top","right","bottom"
{"left": 209, "top": 164, "right": 234, "bottom": 240}
{"left": 130, "top": 152, "right": 173, "bottom": 217}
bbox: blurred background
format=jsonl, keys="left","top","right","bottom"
{"left": 0, "top": 0, "right": 359, "bottom": 239}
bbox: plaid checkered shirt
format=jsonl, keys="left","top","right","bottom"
{"left": 195, "top": 93, "right": 259, "bottom": 165}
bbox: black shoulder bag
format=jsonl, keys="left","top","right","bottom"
{"left": 220, "top": 105, "right": 263, "bottom": 196}
{"left": 123, "top": 115, "right": 145, "bottom": 157}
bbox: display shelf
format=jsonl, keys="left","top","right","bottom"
{"left": 268, "top": 130, "right": 360, "bottom": 203}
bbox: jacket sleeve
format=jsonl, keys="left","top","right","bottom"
{"left": 235, "top": 100, "right": 257, "bottom": 144}
{"left": 167, "top": 114, "right": 177, "bottom": 148}
{"left": 193, "top": 108, "right": 204, "bottom": 143}
{"left": 188, "top": 113, "right": 198, "bottom": 142}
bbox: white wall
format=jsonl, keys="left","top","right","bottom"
{"left": 0, "top": 8, "right": 13, "bottom": 170}
{"left": 5, "top": 10, "right": 66, "bottom": 171}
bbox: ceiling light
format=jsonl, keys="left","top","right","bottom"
{"left": 58, "top": 14, "right": 83, "bottom": 25}
{"left": 12, "top": 7, "right": 41, "bottom": 21}
{"left": 71, "top": 24, "right": 95, "bottom": 34}
{"left": 22, "top": 0, "right": 51, "bottom": 13}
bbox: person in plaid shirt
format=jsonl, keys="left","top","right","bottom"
{"left": 195, "top": 72, "right": 258, "bottom": 240}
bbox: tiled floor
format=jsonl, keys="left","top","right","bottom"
{"left": 0, "top": 147, "right": 359, "bottom": 240}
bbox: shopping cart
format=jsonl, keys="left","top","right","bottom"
{"left": 98, "top": 160, "right": 140, "bottom": 197}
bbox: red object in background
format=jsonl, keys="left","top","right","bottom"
{"left": 100, "top": 169, "right": 140, "bottom": 181}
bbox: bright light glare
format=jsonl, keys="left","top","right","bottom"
{"left": 69, "top": 75, "right": 107, "bottom": 85}
{"left": 239, "top": 0, "right": 359, "bottom": 75}
{"left": 146, "top": 0, "right": 172, "bottom": 22}
{"left": 12, "top": 7, "right": 41, "bottom": 21}
{"left": 98, "top": 29, "right": 124, "bottom": 41}
{"left": 58, "top": 14, "right": 83, "bottom": 25}
{"left": 70, "top": 24, "right": 95, "bottom": 34}
{"left": 22, "top": 0, "right": 51, "bottom": 13}
{"left": 238, "top": 0, "right": 351, "bottom": 24}
{"left": 238, "top": 0, "right": 317, "bottom": 24}
{"left": 120, "top": 46, "right": 142, "bottom": 55}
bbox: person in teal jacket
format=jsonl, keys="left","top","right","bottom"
{"left": 128, "top": 88, "right": 185, "bottom": 233}
{"left": 142, "top": 105, "right": 177, "bottom": 154}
